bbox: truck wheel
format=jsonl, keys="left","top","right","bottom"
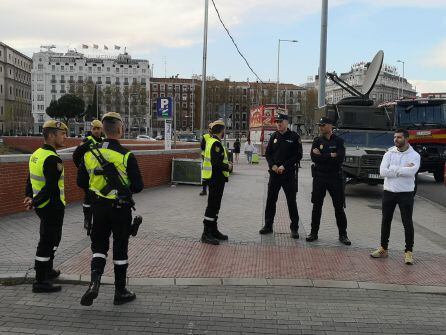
{"left": 433, "top": 169, "right": 444, "bottom": 183}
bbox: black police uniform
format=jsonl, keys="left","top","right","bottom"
{"left": 202, "top": 135, "right": 230, "bottom": 245}
{"left": 73, "top": 135, "right": 103, "bottom": 230}
{"left": 25, "top": 144, "right": 64, "bottom": 292}
{"left": 77, "top": 139, "right": 144, "bottom": 306}
{"left": 262, "top": 128, "right": 303, "bottom": 237}
{"left": 309, "top": 132, "right": 350, "bottom": 244}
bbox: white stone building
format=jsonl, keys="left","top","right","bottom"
{"left": 31, "top": 47, "right": 151, "bottom": 135}
{"left": 325, "top": 62, "right": 416, "bottom": 105}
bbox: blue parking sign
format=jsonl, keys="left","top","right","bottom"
{"left": 156, "top": 97, "right": 173, "bottom": 119}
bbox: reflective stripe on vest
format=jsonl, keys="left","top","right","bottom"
{"left": 201, "top": 137, "right": 229, "bottom": 179}
{"left": 83, "top": 145, "right": 131, "bottom": 199}
{"left": 201, "top": 133, "right": 211, "bottom": 157}
{"left": 29, "top": 148, "right": 65, "bottom": 208}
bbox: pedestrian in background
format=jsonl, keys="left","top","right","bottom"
{"left": 260, "top": 112, "right": 302, "bottom": 239}
{"left": 307, "top": 117, "right": 351, "bottom": 246}
{"left": 24, "top": 120, "right": 68, "bottom": 293}
{"left": 244, "top": 139, "right": 255, "bottom": 164}
{"left": 371, "top": 128, "right": 420, "bottom": 265}
{"left": 233, "top": 138, "right": 241, "bottom": 163}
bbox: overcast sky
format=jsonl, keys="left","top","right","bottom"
{"left": 2, "top": 0, "right": 446, "bottom": 92}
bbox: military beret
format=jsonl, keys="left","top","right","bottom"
{"left": 101, "top": 112, "right": 122, "bottom": 122}
{"left": 43, "top": 120, "right": 68, "bottom": 131}
{"left": 91, "top": 119, "right": 103, "bottom": 128}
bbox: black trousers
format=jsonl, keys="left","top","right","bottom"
{"left": 204, "top": 179, "right": 225, "bottom": 222}
{"left": 90, "top": 199, "right": 132, "bottom": 289}
{"left": 311, "top": 176, "right": 347, "bottom": 236}
{"left": 35, "top": 205, "right": 64, "bottom": 282}
{"left": 264, "top": 172, "right": 299, "bottom": 231}
{"left": 381, "top": 190, "right": 415, "bottom": 252}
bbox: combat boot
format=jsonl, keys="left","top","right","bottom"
{"left": 259, "top": 222, "right": 273, "bottom": 235}
{"left": 213, "top": 219, "right": 228, "bottom": 241}
{"left": 201, "top": 221, "right": 219, "bottom": 245}
{"left": 114, "top": 288, "right": 136, "bottom": 305}
{"left": 80, "top": 270, "right": 101, "bottom": 306}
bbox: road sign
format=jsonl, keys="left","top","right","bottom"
{"left": 157, "top": 97, "right": 173, "bottom": 119}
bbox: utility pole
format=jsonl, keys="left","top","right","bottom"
{"left": 200, "top": 0, "right": 209, "bottom": 138}
{"left": 318, "top": 0, "right": 328, "bottom": 107}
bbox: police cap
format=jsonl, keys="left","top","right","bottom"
{"left": 208, "top": 122, "right": 214, "bottom": 129}
{"left": 43, "top": 120, "right": 68, "bottom": 131}
{"left": 91, "top": 119, "right": 103, "bottom": 128}
{"left": 317, "top": 117, "right": 334, "bottom": 126}
{"left": 275, "top": 113, "right": 288, "bottom": 122}
{"left": 101, "top": 112, "right": 122, "bottom": 122}
{"left": 211, "top": 119, "right": 225, "bottom": 129}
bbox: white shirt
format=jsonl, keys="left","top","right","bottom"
{"left": 379, "top": 145, "right": 421, "bottom": 193}
{"left": 244, "top": 142, "right": 255, "bottom": 153}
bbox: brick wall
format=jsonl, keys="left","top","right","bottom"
{"left": 0, "top": 149, "right": 200, "bottom": 217}
{"left": 1, "top": 136, "right": 199, "bottom": 153}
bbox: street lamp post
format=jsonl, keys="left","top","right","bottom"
{"left": 397, "top": 60, "right": 405, "bottom": 98}
{"left": 277, "top": 39, "right": 298, "bottom": 106}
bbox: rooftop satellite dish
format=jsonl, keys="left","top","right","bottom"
{"left": 327, "top": 50, "right": 384, "bottom": 106}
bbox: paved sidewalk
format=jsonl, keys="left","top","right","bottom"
{"left": 1, "top": 154, "right": 446, "bottom": 288}
{"left": 1, "top": 283, "right": 446, "bottom": 334}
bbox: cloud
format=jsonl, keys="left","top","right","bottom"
{"left": 425, "top": 40, "right": 446, "bottom": 69}
{"left": 410, "top": 79, "right": 446, "bottom": 93}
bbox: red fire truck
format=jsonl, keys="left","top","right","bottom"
{"left": 395, "top": 98, "right": 446, "bottom": 182}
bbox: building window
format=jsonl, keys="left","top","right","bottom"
{"left": 70, "top": 66, "right": 74, "bottom": 71}
{"left": 88, "top": 67, "right": 92, "bottom": 73}
{"left": 37, "top": 94, "right": 44, "bottom": 101}
{"left": 79, "top": 66, "right": 83, "bottom": 71}
{"left": 107, "top": 67, "right": 110, "bottom": 72}
{"left": 61, "top": 66, "right": 64, "bottom": 71}
{"left": 52, "top": 95, "right": 56, "bottom": 101}
{"left": 52, "top": 65, "right": 55, "bottom": 71}
{"left": 116, "top": 68, "right": 119, "bottom": 73}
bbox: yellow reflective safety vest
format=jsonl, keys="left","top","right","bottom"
{"left": 29, "top": 148, "right": 65, "bottom": 208}
{"left": 201, "top": 133, "right": 211, "bottom": 157}
{"left": 83, "top": 144, "right": 131, "bottom": 200}
{"left": 86, "top": 135, "right": 99, "bottom": 146}
{"left": 201, "top": 137, "right": 230, "bottom": 180}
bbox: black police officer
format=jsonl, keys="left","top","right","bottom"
{"left": 306, "top": 117, "right": 351, "bottom": 245}
{"left": 260, "top": 112, "right": 303, "bottom": 238}
{"left": 201, "top": 120, "right": 233, "bottom": 245}
{"left": 24, "top": 120, "right": 68, "bottom": 293}
{"left": 77, "top": 112, "right": 144, "bottom": 306}
{"left": 73, "top": 119, "right": 104, "bottom": 231}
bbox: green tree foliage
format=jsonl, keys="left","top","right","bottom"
{"left": 45, "top": 94, "right": 85, "bottom": 124}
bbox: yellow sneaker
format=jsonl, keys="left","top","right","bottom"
{"left": 404, "top": 251, "right": 413, "bottom": 265}
{"left": 370, "top": 247, "right": 388, "bottom": 258}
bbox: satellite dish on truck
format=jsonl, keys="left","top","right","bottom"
{"left": 327, "top": 50, "right": 384, "bottom": 106}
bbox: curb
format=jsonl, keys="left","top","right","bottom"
{"left": 1, "top": 273, "right": 445, "bottom": 295}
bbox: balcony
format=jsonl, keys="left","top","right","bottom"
{"left": 123, "top": 82, "right": 129, "bottom": 86}
{"left": 60, "top": 90, "right": 66, "bottom": 94}
{"left": 51, "top": 89, "right": 57, "bottom": 93}
{"left": 106, "top": 80, "right": 111, "bottom": 84}
{"left": 60, "top": 79, "right": 65, "bottom": 83}
{"left": 68, "top": 79, "right": 74, "bottom": 84}
{"left": 96, "top": 81, "right": 102, "bottom": 85}
{"left": 50, "top": 79, "right": 56, "bottom": 83}
{"left": 77, "top": 79, "right": 84, "bottom": 83}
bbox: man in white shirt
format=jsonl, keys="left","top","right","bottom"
{"left": 371, "top": 129, "right": 420, "bottom": 265}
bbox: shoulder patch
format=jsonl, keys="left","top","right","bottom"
{"left": 57, "top": 162, "right": 63, "bottom": 172}
{"left": 214, "top": 145, "right": 220, "bottom": 153}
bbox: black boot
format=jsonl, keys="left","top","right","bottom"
{"left": 33, "top": 260, "right": 61, "bottom": 293}
{"left": 80, "top": 270, "right": 101, "bottom": 306}
{"left": 213, "top": 220, "right": 228, "bottom": 241}
{"left": 259, "top": 222, "right": 273, "bottom": 235}
{"left": 339, "top": 235, "right": 351, "bottom": 246}
{"left": 306, "top": 233, "right": 319, "bottom": 242}
{"left": 47, "top": 260, "right": 61, "bottom": 280}
{"left": 201, "top": 221, "right": 219, "bottom": 245}
{"left": 114, "top": 288, "right": 136, "bottom": 305}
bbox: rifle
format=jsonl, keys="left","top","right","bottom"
{"left": 88, "top": 144, "right": 135, "bottom": 210}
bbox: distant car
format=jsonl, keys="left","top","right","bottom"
{"left": 178, "top": 134, "right": 199, "bottom": 142}
{"left": 155, "top": 135, "right": 164, "bottom": 140}
{"left": 136, "top": 135, "right": 155, "bottom": 141}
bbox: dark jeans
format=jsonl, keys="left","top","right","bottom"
{"left": 264, "top": 172, "right": 299, "bottom": 231}
{"left": 311, "top": 176, "right": 347, "bottom": 236}
{"left": 381, "top": 190, "right": 415, "bottom": 252}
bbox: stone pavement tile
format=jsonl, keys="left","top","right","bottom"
{"left": 176, "top": 278, "right": 222, "bottom": 286}
{"left": 313, "top": 280, "right": 359, "bottom": 289}
{"left": 358, "top": 282, "right": 407, "bottom": 291}
{"left": 223, "top": 278, "right": 268, "bottom": 286}
{"left": 266, "top": 278, "right": 313, "bottom": 286}
{"left": 405, "top": 285, "right": 446, "bottom": 294}
{"left": 128, "top": 277, "right": 175, "bottom": 286}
